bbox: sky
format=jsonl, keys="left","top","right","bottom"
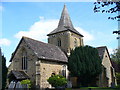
{"left": 0, "top": 1, "right": 119, "bottom": 66}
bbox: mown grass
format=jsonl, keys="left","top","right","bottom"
{"left": 65, "top": 87, "right": 120, "bottom": 90}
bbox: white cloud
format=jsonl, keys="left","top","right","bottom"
{"left": 0, "top": 5, "right": 4, "bottom": 11}
{"left": 108, "top": 48, "right": 113, "bottom": 54}
{"left": 108, "top": 47, "right": 117, "bottom": 55}
{"left": 75, "top": 27, "right": 94, "bottom": 43}
{"left": 15, "top": 17, "right": 59, "bottom": 41}
{"left": 0, "top": 38, "right": 11, "bottom": 46}
{"left": 15, "top": 16, "right": 94, "bottom": 43}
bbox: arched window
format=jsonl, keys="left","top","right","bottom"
{"left": 22, "top": 50, "right": 27, "bottom": 71}
{"left": 62, "top": 65, "right": 66, "bottom": 77}
{"left": 74, "top": 38, "right": 77, "bottom": 47}
{"left": 57, "top": 38, "right": 61, "bottom": 47}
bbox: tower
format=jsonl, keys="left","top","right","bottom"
{"left": 47, "top": 5, "right": 84, "bottom": 55}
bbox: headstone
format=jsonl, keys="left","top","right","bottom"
{"left": 8, "top": 81, "right": 16, "bottom": 88}
{"left": 67, "top": 81, "right": 72, "bottom": 88}
{"left": 16, "top": 81, "right": 22, "bottom": 88}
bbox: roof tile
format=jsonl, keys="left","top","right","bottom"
{"left": 23, "top": 37, "right": 68, "bottom": 63}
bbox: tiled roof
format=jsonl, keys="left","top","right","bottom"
{"left": 97, "top": 46, "right": 106, "bottom": 60}
{"left": 47, "top": 5, "right": 83, "bottom": 37}
{"left": 8, "top": 70, "right": 29, "bottom": 80}
{"left": 10, "top": 37, "right": 68, "bottom": 63}
{"left": 24, "top": 37, "right": 68, "bottom": 62}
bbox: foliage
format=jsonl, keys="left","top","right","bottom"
{"left": 111, "top": 48, "right": 120, "bottom": 72}
{"left": 115, "top": 85, "right": 120, "bottom": 88}
{"left": 20, "top": 79, "right": 32, "bottom": 88}
{"left": 111, "top": 48, "right": 120, "bottom": 62}
{"left": 116, "top": 73, "right": 120, "bottom": 86}
{"left": 2, "top": 55, "right": 8, "bottom": 90}
{"left": 47, "top": 75, "right": 67, "bottom": 88}
{"left": 94, "top": 1, "right": 120, "bottom": 20}
{"left": 68, "top": 45, "right": 102, "bottom": 86}
{"left": 111, "top": 48, "right": 120, "bottom": 86}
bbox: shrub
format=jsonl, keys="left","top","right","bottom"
{"left": 47, "top": 75, "right": 67, "bottom": 88}
{"left": 116, "top": 73, "right": 120, "bottom": 85}
{"left": 115, "top": 85, "right": 120, "bottom": 88}
{"left": 20, "top": 79, "right": 31, "bottom": 88}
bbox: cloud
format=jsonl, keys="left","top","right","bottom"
{"left": 0, "top": 5, "right": 4, "bottom": 11}
{"left": 15, "top": 17, "right": 59, "bottom": 42}
{"left": 15, "top": 16, "right": 94, "bottom": 43}
{"left": 75, "top": 27, "right": 94, "bottom": 43}
{"left": 108, "top": 48, "right": 114, "bottom": 55}
{"left": 0, "top": 38, "right": 11, "bottom": 46}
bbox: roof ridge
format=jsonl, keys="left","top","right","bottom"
{"left": 23, "top": 36, "right": 59, "bottom": 47}
{"left": 97, "top": 46, "right": 107, "bottom": 48}
{"left": 23, "top": 36, "right": 44, "bottom": 43}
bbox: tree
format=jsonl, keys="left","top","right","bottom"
{"left": 111, "top": 48, "right": 120, "bottom": 61}
{"left": 111, "top": 48, "right": 120, "bottom": 72}
{"left": 111, "top": 48, "right": 120, "bottom": 86}
{"left": 94, "top": 1, "right": 120, "bottom": 20}
{"left": 68, "top": 45, "right": 102, "bottom": 87}
{"left": 116, "top": 73, "right": 120, "bottom": 88}
{"left": 2, "top": 55, "right": 8, "bottom": 90}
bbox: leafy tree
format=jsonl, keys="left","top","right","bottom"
{"left": 111, "top": 48, "right": 120, "bottom": 72}
{"left": 47, "top": 75, "right": 67, "bottom": 88}
{"left": 111, "top": 48, "right": 120, "bottom": 86}
{"left": 116, "top": 73, "right": 120, "bottom": 87}
{"left": 2, "top": 55, "right": 8, "bottom": 90}
{"left": 68, "top": 45, "right": 102, "bottom": 87}
{"left": 94, "top": 1, "right": 120, "bottom": 20}
{"left": 111, "top": 48, "right": 120, "bottom": 61}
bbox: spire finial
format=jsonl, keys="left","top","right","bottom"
{"left": 64, "top": 4, "right": 66, "bottom": 7}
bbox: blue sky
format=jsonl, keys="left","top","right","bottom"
{"left": 0, "top": 2, "right": 118, "bottom": 66}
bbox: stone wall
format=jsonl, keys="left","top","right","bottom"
{"left": 48, "top": 31, "right": 83, "bottom": 55}
{"left": 99, "top": 49, "right": 117, "bottom": 87}
{"left": 37, "top": 60, "right": 67, "bottom": 88}
{"left": 10, "top": 39, "right": 37, "bottom": 85}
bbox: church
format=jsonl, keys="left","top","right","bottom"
{"left": 8, "top": 5, "right": 117, "bottom": 88}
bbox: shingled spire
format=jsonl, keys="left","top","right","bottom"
{"left": 58, "top": 4, "right": 74, "bottom": 29}
{"left": 47, "top": 5, "right": 83, "bottom": 37}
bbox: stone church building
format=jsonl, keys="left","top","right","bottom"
{"left": 8, "top": 5, "right": 117, "bottom": 88}
{"left": 97, "top": 46, "right": 117, "bottom": 87}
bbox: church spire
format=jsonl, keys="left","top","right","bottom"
{"left": 58, "top": 4, "right": 74, "bottom": 29}
{"left": 47, "top": 5, "right": 83, "bottom": 37}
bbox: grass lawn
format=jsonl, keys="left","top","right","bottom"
{"left": 66, "top": 87, "right": 120, "bottom": 90}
